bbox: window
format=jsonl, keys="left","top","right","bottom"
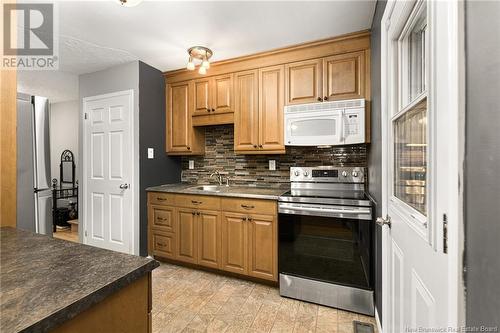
{"left": 393, "top": 2, "right": 428, "bottom": 219}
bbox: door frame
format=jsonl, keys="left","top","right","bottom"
{"left": 81, "top": 89, "right": 139, "bottom": 255}
{"left": 380, "top": 0, "right": 465, "bottom": 331}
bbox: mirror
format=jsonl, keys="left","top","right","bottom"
{"left": 60, "top": 150, "right": 75, "bottom": 187}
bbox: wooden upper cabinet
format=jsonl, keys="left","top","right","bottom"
{"left": 247, "top": 214, "right": 276, "bottom": 281}
{"left": 211, "top": 74, "right": 233, "bottom": 114}
{"left": 166, "top": 81, "right": 191, "bottom": 153}
{"left": 197, "top": 210, "right": 221, "bottom": 269}
{"left": 166, "top": 81, "right": 204, "bottom": 155}
{"left": 192, "top": 74, "right": 234, "bottom": 117}
{"left": 259, "top": 65, "right": 285, "bottom": 152}
{"left": 193, "top": 78, "right": 211, "bottom": 116}
{"left": 221, "top": 212, "right": 248, "bottom": 275}
{"left": 234, "top": 70, "right": 259, "bottom": 152}
{"left": 285, "top": 59, "right": 322, "bottom": 105}
{"left": 322, "top": 51, "right": 366, "bottom": 101}
{"left": 176, "top": 208, "right": 197, "bottom": 264}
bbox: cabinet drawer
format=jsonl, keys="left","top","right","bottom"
{"left": 221, "top": 198, "right": 276, "bottom": 215}
{"left": 152, "top": 232, "right": 175, "bottom": 259}
{"left": 148, "top": 192, "right": 175, "bottom": 206}
{"left": 150, "top": 205, "right": 175, "bottom": 232}
{"left": 175, "top": 194, "right": 221, "bottom": 210}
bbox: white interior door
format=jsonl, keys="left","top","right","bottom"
{"left": 83, "top": 90, "right": 134, "bottom": 254}
{"left": 381, "top": 1, "right": 463, "bottom": 332}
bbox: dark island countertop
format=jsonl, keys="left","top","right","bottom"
{"left": 0, "top": 227, "right": 159, "bottom": 333}
{"left": 146, "top": 183, "right": 289, "bottom": 200}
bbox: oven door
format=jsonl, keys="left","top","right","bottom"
{"left": 278, "top": 209, "right": 373, "bottom": 291}
{"left": 284, "top": 110, "right": 342, "bottom": 146}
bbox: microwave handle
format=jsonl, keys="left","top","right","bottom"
{"left": 338, "top": 109, "right": 345, "bottom": 142}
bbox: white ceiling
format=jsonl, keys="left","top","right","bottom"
{"left": 18, "top": 0, "right": 376, "bottom": 102}
{"left": 57, "top": 0, "right": 376, "bottom": 74}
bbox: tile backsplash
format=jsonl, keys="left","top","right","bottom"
{"left": 181, "top": 125, "right": 367, "bottom": 187}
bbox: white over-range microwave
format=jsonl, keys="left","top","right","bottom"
{"left": 284, "top": 98, "right": 366, "bottom": 146}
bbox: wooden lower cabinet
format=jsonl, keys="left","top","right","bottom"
{"left": 221, "top": 212, "right": 248, "bottom": 275}
{"left": 247, "top": 214, "right": 277, "bottom": 281}
{"left": 197, "top": 210, "right": 221, "bottom": 269}
{"left": 148, "top": 193, "right": 277, "bottom": 282}
{"left": 177, "top": 208, "right": 198, "bottom": 264}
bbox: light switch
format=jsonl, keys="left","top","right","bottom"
{"left": 269, "top": 160, "right": 276, "bottom": 171}
{"left": 189, "top": 160, "right": 194, "bottom": 170}
{"left": 147, "top": 148, "right": 154, "bottom": 159}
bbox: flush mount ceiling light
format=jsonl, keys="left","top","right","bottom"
{"left": 186, "top": 46, "right": 213, "bottom": 74}
{"left": 115, "top": 0, "right": 143, "bottom": 7}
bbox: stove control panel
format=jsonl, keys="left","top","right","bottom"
{"left": 290, "top": 166, "right": 365, "bottom": 183}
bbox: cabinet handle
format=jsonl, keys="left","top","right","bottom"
{"left": 156, "top": 197, "right": 167, "bottom": 201}
{"left": 253, "top": 144, "right": 257, "bottom": 148}
{"left": 196, "top": 212, "right": 200, "bottom": 216}
{"left": 187, "top": 146, "right": 191, "bottom": 150}
{"left": 259, "top": 144, "right": 263, "bottom": 148}
{"left": 241, "top": 204, "right": 255, "bottom": 210}
{"left": 324, "top": 96, "right": 329, "bottom": 101}
{"left": 156, "top": 242, "right": 166, "bottom": 247}
{"left": 242, "top": 217, "right": 247, "bottom": 221}
{"left": 192, "top": 212, "right": 195, "bottom": 215}
{"left": 191, "top": 200, "right": 202, "bottom": 205}
{"left": 206, "top": 108, "right": 210, "bottom": 112}
{"left": 247, "top": 216, "right": 253, "bottom": 221}
{"left": 317, "top": 97, "right": 323, "bottom": 102}
{"left": 157, "top": 217, "right": 167, "bottom": 221}
{"left": 211, "top": 108, "right": 215, "bottom": 112}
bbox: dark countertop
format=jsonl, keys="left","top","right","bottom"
{"left": 0, "top": 227, "right": 159, "bottom": 333}
{"left": 145, "top": 183, "right": 289, "bottom": 200}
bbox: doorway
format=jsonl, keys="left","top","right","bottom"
{"left": 380, "top": 0, "right": 465, "bottom": 331}
{"left": 82, "top": 90, "right": 137, "bottom": 255}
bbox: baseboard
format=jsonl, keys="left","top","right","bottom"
{"left": 375, "top": 307, "right": 383, "bottom": 333}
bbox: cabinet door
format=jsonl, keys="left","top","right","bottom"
{"left": 193, "top": 78, "right": 211, "bottom": 116}
{"left": 221, "top": 212, "right": 247, "bottom": 275}
{"left": 285, "top": 59, "right": 322, "bottom": 105}
{"left": 176, "top": 208, "right": 197, "bottom": 264}
{"left": 211, "top": 74, "right": 233, "bottom": 114}
{"left": 197, "top": 210, "right": 221, "bottom": 269}
{"left": 258, "top": 65, "right": 285, "bottom": 152}
{"left": 234, "top": 70, "right": 259, "bottom": 152}
{"left": 322, "top": 51, "right": 365, "bottom": 101}
{"left": 166, "top": 81, "right": 192, "bottom": 153}
{"left": 247, "top": 214, "right": 276, "bottom": 281}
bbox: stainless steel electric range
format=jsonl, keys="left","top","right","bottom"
{"left": 278, "top": 166, "right": 374, "bottom": 315}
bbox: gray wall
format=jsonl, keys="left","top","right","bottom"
{"left": 368, "top": 0, "right": 386, "bottom": 322}
{"left": 138, "top": 61, "right": 181, "bottom": 256}
{"left": 465, "top": 1, "right": 500, "bottom": 327}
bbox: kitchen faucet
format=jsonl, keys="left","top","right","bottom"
{"left": 209, "top": 170, "right": 224, "bottom": 186}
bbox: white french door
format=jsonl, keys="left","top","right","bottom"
{"left": 381, "top": 1, "right": 464, "bottom": 332}
{"left": 83, "top": 90, "right": 135, "bottom": 254}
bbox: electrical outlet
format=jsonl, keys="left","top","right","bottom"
{"left": 269, "top": 160, "right": 276, "bottom": 171}
{"left": 147, "top": 148, "right": 154, "bottom": 159}
{"left": 189, "top": 160, "right": 194, "bottom": 170}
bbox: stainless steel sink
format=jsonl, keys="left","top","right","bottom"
{"left": 189, "top": 185, "right": 222, "bottom": 192}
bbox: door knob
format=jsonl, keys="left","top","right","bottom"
{"left": 119, "top": 183, "right": 129, "bottom": 189}
{"left": 376, "top": 215, "right": 391, "bottom": 228}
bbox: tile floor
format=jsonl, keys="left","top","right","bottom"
{"left": 152, "top": 262, "right": 378, "bottom": 333}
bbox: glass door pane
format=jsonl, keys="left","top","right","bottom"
{"left": 393, "top": 98, "right": 427, "bottom": 215}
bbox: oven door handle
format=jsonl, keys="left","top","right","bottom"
{"left": 279, "top": 204, "right": 368, "bottom": 215}
{"left": 278, "top": 204, "right": 372, "bottom": 220}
